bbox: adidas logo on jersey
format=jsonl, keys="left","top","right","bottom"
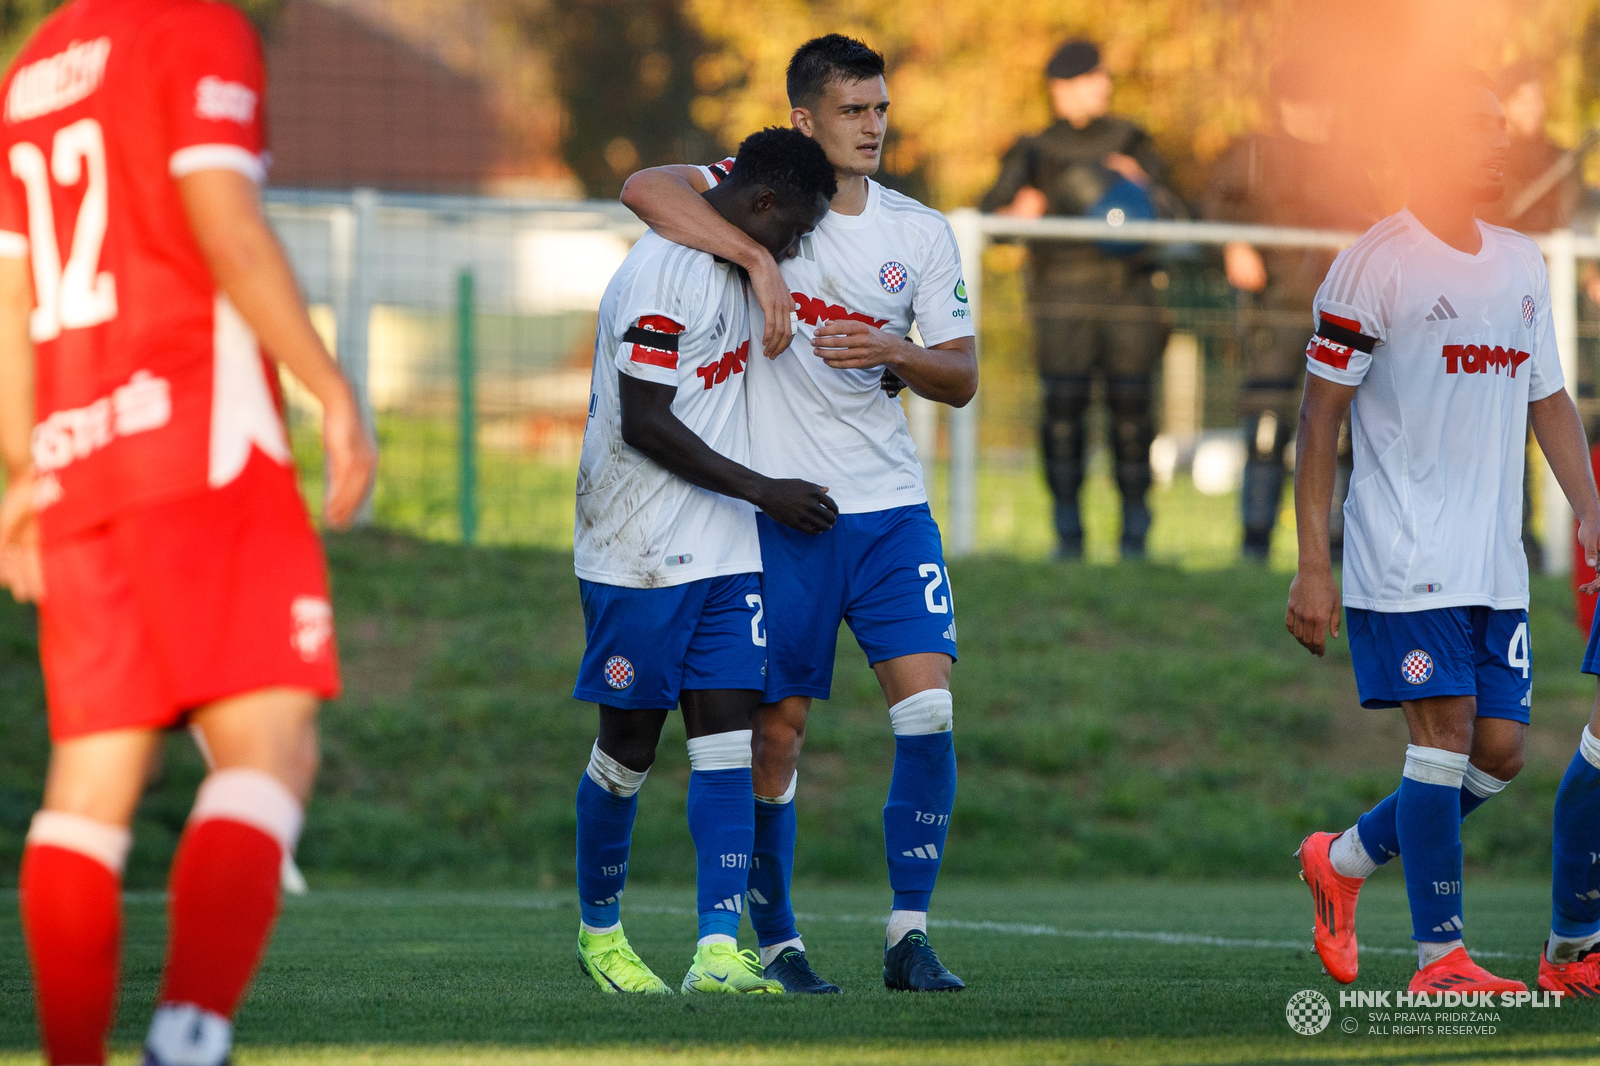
{"left": 902, "top": 844, "right": 940, "bottom": 860}
{"left": 1425, "top": 296, "right": 1459, "bottom": 322}
{"left": 1440, "top": 344, "right": 1531, "bottom": 377}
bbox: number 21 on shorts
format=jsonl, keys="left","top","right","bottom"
{"left": 920, "top": 564, "right": 952, "bottom": 614}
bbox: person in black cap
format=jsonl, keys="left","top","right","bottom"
{"left": 1204, "top": 62, "right": 1380, "bottom": 561}
{"left": 981, "top": 39, "right": 1177, "bottom": 560}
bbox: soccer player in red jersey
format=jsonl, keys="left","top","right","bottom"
{"left": 0, "top": 2, "right": 375, "bottom": 1063}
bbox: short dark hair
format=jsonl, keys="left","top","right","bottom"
{"left": 786, "top": 34, "right": 885, "bottom": 108}
{"left": 726, "top": 127, "right": 838, "bottom": 205}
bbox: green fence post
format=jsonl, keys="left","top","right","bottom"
{"left": 457, "top": 268, "right": 477, "bottom": 545}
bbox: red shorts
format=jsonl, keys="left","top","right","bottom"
{"left": 39, "top": 449, "right": 341, "bottom": 741}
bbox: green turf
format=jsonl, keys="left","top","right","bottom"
{"left": 2, "top": 532, "right": 1594, "bottom": 888}
{"left": 3, "top": 882, "right": 1597, "bottom": 1061}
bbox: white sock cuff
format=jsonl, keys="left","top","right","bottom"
{"left": 190, "top": 768, "right": 303, "bottom": 854}
{"left": 1403, "top": 745, "right": 1470, "bottom": 789}
{"left": 686, "top": 729, "right": 753, "bottom": 772}
{"left": 26, "top": 810, "right": 132, "bottom": 875}
{"left": 889, "top": 689, "right": 953, "bottom": 736}
{"left": 1462, "top": 763, "right": 1509, "bottom": 799}
{"left": 756, "top": 771, "right": 797, "bottom": 806}
{"left": 586, "top": 742, "right": 648, "bottom": 797}
{"left": 1580, "top": 726, "right": 1600, "bottom": 771}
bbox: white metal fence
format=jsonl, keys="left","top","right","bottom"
{"left": 266, "top": 188, "right": 1599, "bottom": 570}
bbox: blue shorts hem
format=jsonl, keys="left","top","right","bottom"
{"left": 864, "top": 643, "right": 958, "bottom": 668}
{"left": 762, "top": 683, "right": 833, "bottom": 703}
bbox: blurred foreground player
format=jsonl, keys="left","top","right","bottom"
{"left": 0, "top": 1, "right": 376, "bottom": 1063}
{"left": 1542, "top": 618, "right": 1600, "bottom": 996}
{"left": 570, "top": 128, "right": 835, "bottom": 996}
{"left": 1286, "top": 64, "right": 1600, "bottom": 993}
{"left": 623, "top": 35, "right": 977, "bottom": 992}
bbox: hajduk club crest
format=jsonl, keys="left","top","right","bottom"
{"left": 604, "top": 656, "right": 635, "bottom": 689}
{"left": 1401, "top": 649, "right": 1433, "bottom": 685}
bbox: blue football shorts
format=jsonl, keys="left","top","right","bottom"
{"left": 1346, "top": 605, "right": 1531, "bottom": 723}
{"left": 573, "top": 572, "right": 767, "bottom": 709}
{"left": 756, "top": 502, "right": 958, "bottom": 703}
{"left": 1581, "top": 606, "right": 1600, "bottom": 676}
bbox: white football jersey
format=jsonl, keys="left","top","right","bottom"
{"left": 699, "top": 161, "right": 974, "bottom": 513}
{"left": 1306, "top": 208, "right": 1564, "bottom": 612}
{"left": 576, "top": 231, "right": 761, "bottom": 589}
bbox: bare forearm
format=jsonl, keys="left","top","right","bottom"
{"left": 621, "top": 170, "right": 768, "bottom": 274}
{"left": 1531, "top": 390, "right": 1600, "bottom": 523}
{"left": 888, "top": 338, "right": 977, "bottom": 407}
{"left": 626, "top": 413, "right": 766, "bottom": 504}
{"left": 1293, "top": 402, "right": 1343, "bottom": 572}
{"left": 0, "top": 261, "right": 33, "bottom": 478}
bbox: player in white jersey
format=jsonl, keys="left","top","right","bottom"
{"left": 570, "top": 128, "right": 838, "bottom": 996}
{"left": 1286, "top": 64, "right": 1600, "bottom": 994}
{"left": 621, "top": 35, "right": 977, "bottom": 993}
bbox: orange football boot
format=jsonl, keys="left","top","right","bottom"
{"left": 1409, "top": 948, "right": 1526, "bottom": 994}
{"left": 1297, "top": 831, "right": 1363, "bottom": 983}
{"left": 1537, "top": 944, "right": 1600, "bottom": 998}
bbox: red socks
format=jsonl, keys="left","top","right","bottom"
{"left": 159, "top": 817, "right": 283, "bottom": 1014}
{"left": 146, "top": 768, "right": 303, "bottom": 1064}
{"left": 21, "top": 769, "right": 303, "bottom": 1066}
{"left": 20, "top": 811, "right": 132, "bottom": 1066}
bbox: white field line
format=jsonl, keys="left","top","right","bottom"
{"left": 93, "top": 891, "right": 1525, "bottom": 962}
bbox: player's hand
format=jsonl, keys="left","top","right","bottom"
{"left": 0, "top": 470, "right": 43, "bottom": 603}
{"left": 881, "top": 370, "right": 908, "bottom": 397}
{"left": 813, "top": 319, "right": 905, "bottom": 371}
{"left": 755, "top": 478, "right": 838, "bottom": 534}
{"left": 1224, "top": 242, "right": 1267, "bottom": 293}
{"left": 1579, "top": 509, "right": 1600, "bottom": 595}
{"left": 1286, "top": 566, "right": 1341, "bottom": 657}
{"left": 321, "top": 383, "right": 377, "bottom": 530}
{"left": 748, "top": 253, "right": 794, "bottom": 361}
{"left": 1105, "top": 152, "right": 1151, "bottom": 186}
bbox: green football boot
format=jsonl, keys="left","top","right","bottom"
{"left": 680, "top": 942, "right": 785, "bottom": 994}
{"left": 576, "top": 926, "right": 672, "bottom": 993}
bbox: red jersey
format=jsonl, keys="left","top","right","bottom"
{"left": 0, "top": 0, "right": 290, "bottom": 542}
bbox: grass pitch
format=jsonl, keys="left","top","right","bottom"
{"left": 3, "top": 881, "right": 1598, "bottom": 1063}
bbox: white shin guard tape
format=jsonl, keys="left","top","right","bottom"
{"left": 757, "top": 771, "right": 797, "bottom": 806}
{"left": 586, "top": 742, "right": 648, "bottom": 797}
{"left": 686, "top": 729, "right": 753, "bottom": 772}
{"left": 889, "top": 689, "right": 953, "bottom": 736}
{"left": 1580, "top": 726, "right": 1600, "bottom": 771}
{"left": 26, "top": 810, "right": 132, "bottom": 875}
{"left": 189, "top": 768, "right": 304, "bottom": 854}
{"left": 1402, "top": 745, "right": 1470, "bottom": 789}
{"left": 1463, "top": 763, "right": 1510, "bottom": 799}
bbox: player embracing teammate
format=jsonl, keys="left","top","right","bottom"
{"left": 2, "top": 1, "right": 376, "bottom": 1063}
{"left": 1288, "top": 64, "right": 1600, "bottom": 995}
{"left": 620, "top": 34, "right": 978, "bottom": 993}
{"left": 570, "top": 128, "right": 837, "bottom": 995}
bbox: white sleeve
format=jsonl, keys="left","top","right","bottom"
{"left": 911, "top": 217, "right": 975, "bottom": 347}
{"left": 694, "top": 157, "right": 736, "bottom": 188}
{"left": 1305, "top": 245, "right": 1392, "bottom": 388}
{"left": 612, "top": 246, "right": 710, "bottom": 386}
{"left": 1525, "top": 258, "right": 1565, "bottom": 402}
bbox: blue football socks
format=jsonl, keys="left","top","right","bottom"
{"left": 749, "top": 773, "right": 799, "bottom": 948}
{"left": 1551, "top": 727, "right": 1600, "bottom": 949}
{"left": 883, "top": 691, "right": 957, "bottom": 914}
{"left": 686, "top": 731, "right": 755, "bottom": 942}
{"left": 1396, "top": 745, "right": 1470, "bottom": 944}
{"left": 1353, "top": 761, "right": 1508, "bottom": 870}
{"left": 574, "top": 744, "right": 646, "bottom": 930}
